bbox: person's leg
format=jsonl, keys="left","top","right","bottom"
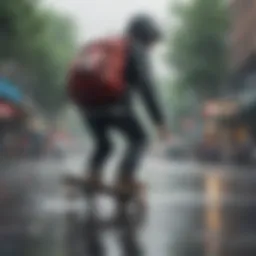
{"left": 86, "top": 115, "right": 113, "bottom": 180}
{"left": 114, "top": 113, "right": 147, "bottom": 183}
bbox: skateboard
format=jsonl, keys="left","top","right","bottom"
{"left": 62, "top": 174, "right": 148, "bottom": 225}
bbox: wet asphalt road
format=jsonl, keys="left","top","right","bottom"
{"left": 5, "top": 155, "right": 256, "bottom": 256}
{"left": 33, "top": 156, "right": 206, "bottom": 256}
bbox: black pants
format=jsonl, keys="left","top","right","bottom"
{"left": 85, "top": 109, "right": 147, "bottom": 180}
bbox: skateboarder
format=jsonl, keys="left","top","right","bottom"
{"left": 67, "top": 13, "right": 168, "bottom": 197}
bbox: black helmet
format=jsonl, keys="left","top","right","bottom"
{"left": 126, "top": 14, "right": 162, "bottom": 44}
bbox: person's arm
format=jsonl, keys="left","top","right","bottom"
{"left": 132, "top": 45, "right": 164, "bottom": 126}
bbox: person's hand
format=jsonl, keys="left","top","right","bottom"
{"left": 156, "top": 124, "right": 170, "bottom": 141}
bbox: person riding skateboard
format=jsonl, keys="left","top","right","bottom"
{"left": 67, "top": 13, "right": 168, "bottom": 198}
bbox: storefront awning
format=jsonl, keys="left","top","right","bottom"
{"left": 203, "top": 100, "right": 239, "bottom": 118}
{"left": 0, "top": 79, "right": 23, "bottom": 104}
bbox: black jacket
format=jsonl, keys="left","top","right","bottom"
{"left": 124, "top": 40, "right": 164, "bottom": 125}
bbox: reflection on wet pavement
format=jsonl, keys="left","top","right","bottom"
{"left": 4, "top": 157, "right": 256, "bottom": 256}
{"left": 64, "top": 205, "right": 144, "bottom": 256}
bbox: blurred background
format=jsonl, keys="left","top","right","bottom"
{"left": 1, "top": 0, "right": 256, "bottom": 255}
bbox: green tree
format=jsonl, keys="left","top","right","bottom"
{"left": 0, "top": 0, "right": 78, "bottom": 117}
{"left": 168, "top": 0, "right": 229, "bottom": 100}
{"left": 27, "top": 10, "right": 78, "bottom": 116}
{"left": 0, "top": 0, "right": 49, "bottom": 69}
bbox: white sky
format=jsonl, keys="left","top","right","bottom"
{"left": 44, "top": 0, "right": 176, "bottom": 76}
{"left": 44, "top": 0, "right": 170, "bottom": 40}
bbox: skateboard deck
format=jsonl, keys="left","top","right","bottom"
{"left": 62, "top": 174, "right": 148, "bottom": 226}
{"left": 63, "top": 175, "right": 146, "bottom": 196}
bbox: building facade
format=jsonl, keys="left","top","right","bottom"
{"left": 230, "top": 0, "right": 256, "bottom": 71}
{"left": 215, "top": 3, "right": 256, "bottom": 255}
{"left": 230, "top": 0, "right": 256, "bottom": 101}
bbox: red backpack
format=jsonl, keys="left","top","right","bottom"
{"left": 67, "top": 36, "right": 129, "bottom": 107}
